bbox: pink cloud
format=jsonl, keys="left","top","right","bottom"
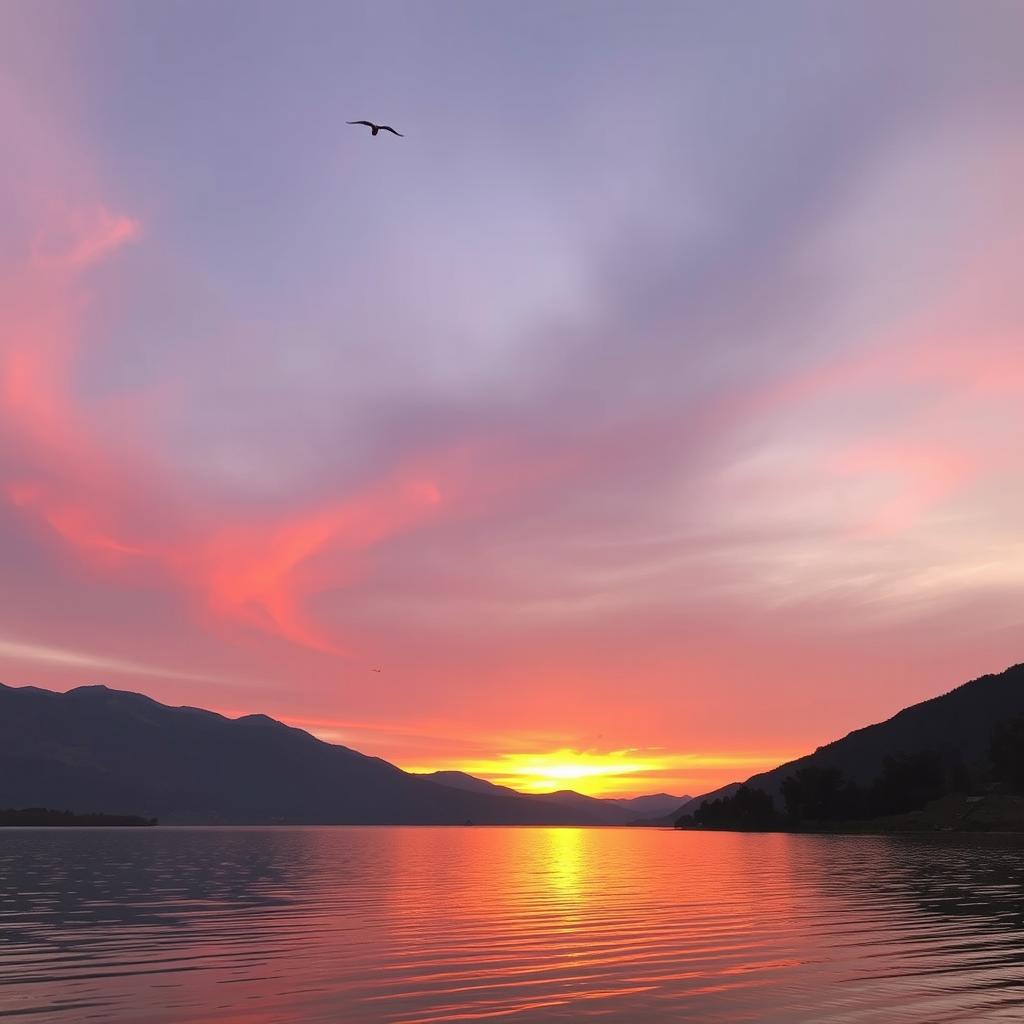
{"left": 1, "top": 206, "right": 581, "bottom": 656}
{"left": 30, "top": 205, "right": 142, "bottom": 271}
{"left": 831, "top": 442, "right": 978, "bottom": 537}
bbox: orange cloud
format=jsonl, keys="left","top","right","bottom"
{"left": 0, "top": 203, "right": 557, "bottom": 656}
{"left": 188, "top": 472, "right": 446, "bottom": 654}
{"left": 1, "top": 204, "right": 142, "bottom": 556}
{"left": 7, "top": 480, "right": 143, "bottom": 557}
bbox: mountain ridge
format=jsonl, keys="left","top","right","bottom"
{"left": 419, "top": 771, "right": 689, "bottom": 824}
{"left": 656, "top": 662, "right": 1024, "bottom": 824}
{"left": 0, "top": 682, "right": 666, "bottom": 825}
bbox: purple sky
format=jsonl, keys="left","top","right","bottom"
{"left": 2, "top": 2, "right": 1023, "bottom": 795}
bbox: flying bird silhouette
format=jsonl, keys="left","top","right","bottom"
{"left": 347, "top": 120, "right": 403, "bottom": 137}
{"left": 371, "top": 667, "right": 382, "bottom": 673}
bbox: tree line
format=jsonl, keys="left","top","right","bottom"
{"left": 0, "top": 808, "right": 157, "bottom": 827}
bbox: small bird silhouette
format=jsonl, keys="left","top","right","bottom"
{"left": 371, "top": 667, "right": 382, "bottom": 673}
{"left": 347, "top": 120, "right": 403, "bottom": 137}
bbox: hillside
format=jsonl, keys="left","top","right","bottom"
{"left": 661, "top": 662, "right": 1024, "bottom": 825}
{"left": 608, "top": 793, "right": 692, "bottom": 817}
{"left": 0, "top": 683, "right": 611, "bottom": 826}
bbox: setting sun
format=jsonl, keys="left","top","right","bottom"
{"left": 486, "top": 750, "right": 654, "bottom": 794}
{"left": 423, "top": 748, "right": 800, "bottom": 798}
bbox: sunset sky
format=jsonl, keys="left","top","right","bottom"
{"left": 2, "top": 2, "right": 1023, "bottom": 797}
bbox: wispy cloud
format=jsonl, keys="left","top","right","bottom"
{"left": 0, "top": 636, "right": 233, "bottom": 685}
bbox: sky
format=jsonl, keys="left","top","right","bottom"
{"left": 2, "top": 1, "right": 1023, "bottom": 797}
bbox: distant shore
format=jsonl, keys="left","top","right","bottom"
{"left": 674, "top": 793, "right": 1024, "bottom": 835}
{"left": 0, "top": 808, "right": 157, "bottom": 827}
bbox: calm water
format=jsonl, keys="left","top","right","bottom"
{"left": 2, "top": 828, "right": 1024, "bottom": 1023}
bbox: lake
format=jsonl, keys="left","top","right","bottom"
{"left": 2, "top": 827, "right": 1023, "bottom": 1022}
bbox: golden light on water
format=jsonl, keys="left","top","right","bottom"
{"left": 545, "top": 827, "right": 585, "bottom": 902}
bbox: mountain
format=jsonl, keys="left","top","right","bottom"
{"left": 669, "top": 784, "right": 742, "bottom": 821}
{"left": 0, "top": 683, "right": 615, "bottom": 826}
{"left": 422, "top": 770, "right": 513, "bottom": 796}
{"left": 425, "top": 770, "right": 634, "bottom": 819}
{"left": 659, "top": 662, "right": 1024, "bottom": 824}
{"left": 418, "top": 772, "right": 687, "bottom": 824}
{"left": 530, "top": 789, "right": 637, "bottom": 824}
{"left": 607, "top": 793, "right": 692, "bottom": 817}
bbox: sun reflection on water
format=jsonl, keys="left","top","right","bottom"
{"left": 2, "top": 828, "right": 1024, "bottom": 1023}
{"left": 544, "top": 827, "right": 585, "bottom": 904}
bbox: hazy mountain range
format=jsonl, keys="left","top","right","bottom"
{"left": 0, "top": 682, "right": 687, "bottom": 825}
{"left": 657, "top": 662, "right": 1024, "bottom": 824}
{"left": 418, "top": 771, "right": 688, "bottom": 824}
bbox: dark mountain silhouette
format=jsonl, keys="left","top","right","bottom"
{"left": 420, "top": 770, "right": 506, "bottom": 794}
{"left": 531, "top": 789, "right": 639, "bottom": 824}
{"left": 415, "top": 774, "right": 687, "bottom": 824}
{"left": 657, "top": 662, "right": 1024, "bottom": 825}
{"left": 424, "top": 770, "right": 634, "bottom": 823}
{"left": 607, "top": 793, "right": 691, "bottom": 817}
{"left": 668, "top": 783, "right": 743, "bottom": 822}
{"left": 0, "top": 683, "right": 617, "bottom": 826}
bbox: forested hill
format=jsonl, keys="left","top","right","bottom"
{"left": 667, "top": 663, "right": 1024, "bottom": 828}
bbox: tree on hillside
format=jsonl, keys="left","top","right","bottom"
{"left": 868, "top": 749, "right": 969, "bottom": 816}
{"left": 991, "top": 715, "right": 1024, "bottom": 793}
{"left": 681, "top": 786, "right": 779, "bottom": 831}
{"left": 780, "top": 765, "right": 859, "bottom": 823}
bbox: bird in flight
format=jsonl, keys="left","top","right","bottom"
{"left": 347, "top": 120, "right": 403, "bottom": 137}
{"left": 371, "top": 667, "right": 382, "bottom": 673}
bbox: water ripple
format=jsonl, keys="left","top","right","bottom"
{"left": 1, "top": 828, "right": 1023, "bottom": 1022}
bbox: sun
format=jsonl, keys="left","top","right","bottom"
{"left": 405, "top": 746, "right": 802, "bottom": 799}
{"left": 453, "top": 748, "right": 663, "bottom": 797}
